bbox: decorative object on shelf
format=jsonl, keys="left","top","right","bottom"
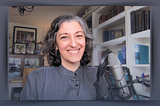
{"left": 11, "top": 6, "right": 34, "bottom": 16}
{"left": 14, "top": 43, "right": 26, "bottom": 54}
{"left": 26, "top": 42, "right": 35, "bottom": 54}
{"left": 24, "top": 58, "right": 40, "bottom": 68}
{"left": 36, "top": 41, "right": 43, "bottom": 55}
{"left": 13, "top": 26, "right": 37, "bottom": 54}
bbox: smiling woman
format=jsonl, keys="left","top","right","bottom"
{"left": 19, "top": 13, "right": 109, "bottom": 100}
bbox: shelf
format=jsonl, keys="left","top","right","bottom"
{"left": 82, "top": 6, "right": 100, "bottom": 20}
{"left": 128, "top": 6, "right": 148, "bottom": 12}
{"left": 94, "top": 11, "right": 125, "bottom": 30}
{"left": 132, "top": 64, "right": 150, "bottom": 67}
{"left": 130, "top": 30, "right": 150, "bottom": 38}
{"left": 96, "top": 36, "right": 126, "bottom": 48}
{"left": 93, "top": 6, "right": 111, "bottom": 14}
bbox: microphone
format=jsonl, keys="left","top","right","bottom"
{"left": 108, "top": 52, "right": 134, "bottom": 100}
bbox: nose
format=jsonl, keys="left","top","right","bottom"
{"left": 70, "top": 37, "right": 77, "bottom": 47}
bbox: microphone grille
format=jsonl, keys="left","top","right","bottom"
{"left": 108, "top": 53, "right": 121, "bottom": 66}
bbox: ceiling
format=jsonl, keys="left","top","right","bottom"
{"left": 9, "top": 6, "right": 86, "bottom": 28}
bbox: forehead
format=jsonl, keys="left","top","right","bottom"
{"left": 59, "top": 21, "right": 83, "bottom": 31}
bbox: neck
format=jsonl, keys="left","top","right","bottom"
{"left": 62, "top": 61, "right": 80, "bottom": 72}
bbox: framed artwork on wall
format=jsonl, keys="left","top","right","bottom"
{"left": 13, "top": 26, "right": 37, "bottom": 53}
{"left": 14, "top": 43, "right": 26, "bottom": 54}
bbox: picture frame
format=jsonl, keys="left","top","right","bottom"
{"left": 14, "top": 43, "right": 26, "bottom": 54}
{"left": 13, "top": 26, "right": 37, "bottom": 51}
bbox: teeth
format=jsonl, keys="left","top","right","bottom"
{"left": 68, "top": 50, "right": 78, "bottom": 53}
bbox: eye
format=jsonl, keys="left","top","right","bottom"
{"left": 76, "top": 35, "right": 83, "bottom": 38}
{"left": 60, "top": 36, "right": 68, "bottom": 40}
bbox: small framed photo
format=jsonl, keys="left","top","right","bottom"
{"left": 14, "top": 43, "right": 26, "bottom": 54}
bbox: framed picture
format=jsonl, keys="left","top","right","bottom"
{"left": 13, "top": 26, "right": 37, "bottom": 50}
{"left": 26, "top": 42, "right": 36, "bottom": 54}
{"left": 14, "top": 43, "right": 26, "bottom": 54}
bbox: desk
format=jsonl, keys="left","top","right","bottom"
{"left": 9, "top": 77, "right": 23, "bottom": 100}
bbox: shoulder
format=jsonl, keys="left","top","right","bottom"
{"left": 82, "top": 65, "right": 98, "bottom": 76}
{"left": 83, "top": 65, "right": 98, "bottom": 72}
{"left": 28, "top": 66, "right": 58, "bottom": 78}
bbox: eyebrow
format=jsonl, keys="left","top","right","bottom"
{"left": 58, "top": 31, "right": 84, "bottom": 37}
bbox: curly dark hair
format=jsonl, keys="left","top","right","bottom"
{"left": 43, "top": 13, "right": 93, "bottom": 66}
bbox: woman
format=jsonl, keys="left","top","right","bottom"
{"left": 20, "top": 14, "right": 109, "bottom": 100}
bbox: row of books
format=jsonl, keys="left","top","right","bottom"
{"left": 118, "top": 44, "right": 149, "bottom": 65}
{"left": 118, "top": 46, "right": 126, "bottom": 64}
{"left": 97, "top": 44, "right": 149, "bottom": 65}
{"left": 103, "top": 29, "right": 124, "bottom": 42}
{"left": 99, "top": 6, "right": 124, "bottom": 24}
{"left": 130, "top": 10, "right": 150, "bottom": 34}
{"left": 135, "top": 44, "right": 149, "bottom": 64}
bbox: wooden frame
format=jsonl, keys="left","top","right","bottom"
{"left": 14, "top": 43, "right": 26, "bottom": 54}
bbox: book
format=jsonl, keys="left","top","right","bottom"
{"left": 117, "top": 6, "right": 124, "bottom": 14}
{"left": 118, "top": 50, "right": 123, "bottom": 64}
{"left": 136, "top": 10, "right": 145, "bottom": 32}
{"left": 108, "top": 30, "right": 115, "bottom": 41}
{"left": 144, "top": 10, "right": 150, "bottom": 30}
{"left": 106, "top": 11, "right": 111, "bottom": 20}
{"left": 103, "top": 30, "right": 108, "bottom": 42}
{"left": 115, "top": 29, "right": 123, "bottom": 38}
{"left": 135, "top": 44, "right": 149, "bottom": 64}
{"left": 99, "top": 15, "right": 106, "bottom": 24}
{"left": 113, "top": 6, "right": 117, "bottom": 17}
{"left": 110, "top": 7, "right": 114, "bottom": 18}
{"left": 122, "top": 46, "right": 126, "bottom": 64}
{"left": 130, "top": 11, "right": 136, "bottom": 34}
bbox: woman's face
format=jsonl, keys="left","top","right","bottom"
{"left": 56, "top": 21, "right": 85, "bottom": 66}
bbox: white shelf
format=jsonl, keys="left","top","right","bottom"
{"left": 82, "top": 6, "right": 100, "bottom": 20}
{"left": 132, "top": 64, "right": 150, "bottom": 67}
{"left": 128, "top": 6, "right": 147, "bottom": 12}
{"left": 130, "top": 30, "right": 150, "bottom": 38}
{"left": 94, "top": 11, "right": 125, "bottom": 30}
{"left": 96, "top": 36, "right": 126, "bottom": 48}
{"left": 91, "top": 6, "right": 150, "bottom": 98}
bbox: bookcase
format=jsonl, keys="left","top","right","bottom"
{"left": 81, "top": 6, "right": 150, "bottom": 97}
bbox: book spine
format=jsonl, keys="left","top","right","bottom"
{"left": 99, "top": 15, "right": 106, "bottom": 24}
{"left": 144, "top": 10, "right": 150, "bottom": 30}
{"left": 115, "top": 29, "right": 123, "bottom": 38}
{"left": 130, "top": 11, "right": 136, "bottom": 34}
{"left": 110, "top": 7, "right": 114, "bottom": 18}
{"left": 117, "top": 6, "right": 124, "bottom": 14}
{"left": 122, "top": 46, "right": 126, "bottom": 64}
{"left": 103, "top": 31, "right": 108, "bottom": 42}
{"left": 106, "top": 10, "right": 111, "bottom": 20}
{"left": 136, "top": 10, "right": 145, "bottom": 32}
{"left": 118, "top": 50, "right": 123, "bottom": 64}
{"left": 139, "top": 45, "right": 149, "bottom": 64}
{"left": 111, "top": 30, "right": 115, "bottom": 40}
{"left": 113, "top": 6, "right": 117, "bottom": 16}
{"left": 108, "top": 30, "right": 114, "bottom": 41}
{"left": 135, "top": 44, "right": 140, "bottom": 64}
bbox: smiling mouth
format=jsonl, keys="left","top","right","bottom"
{"left": 68, "top": 49, "right": 80, "bottom": 54}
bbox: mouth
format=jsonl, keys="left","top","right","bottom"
{"left": 67, "top": 49, "right": 80, "bottom": 54}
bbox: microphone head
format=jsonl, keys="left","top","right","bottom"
{"left": 108, "top": 53, "right": 121, "bottom": 66}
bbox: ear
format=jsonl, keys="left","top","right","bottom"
{"left": 55, "top": 44, "right": 58, "bottom": 50}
